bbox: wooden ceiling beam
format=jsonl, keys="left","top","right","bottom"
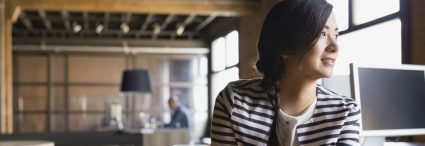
{"left": 19, "top": 11, "right": 33, "bottom": 30}
{"left": 38, "top": 10, "right": 52, "bottom": 31}
{"left": 195, "top": 14, "right": 216, "bottom": 32}
{"left": 61, "top": 11, "right": 71, "bottom": 31}
{"left": 161, "top": 14, "right": 175, "bottom": 30}
{"left": 13, "top": 0, "right": 259, "bottom": 16}
{"left": 140, "top": 14, "right": 153, "bottom": 33}
{"left": 10, "top": 5, "right": 21, "bottom": 23}
{"left": 83, "top": 12, "right": 89, "bottom": 30}
{"left": 123, "top": 13, "right": 132, "bottom": 23}
{"left": 103, "top": 13, "right": 109, "bottom": 31}
{"left": 183, "top": 14, "right": 196, "bottom": 26}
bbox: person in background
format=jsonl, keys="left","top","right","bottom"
{"left": 165, "top": 95, "right": 196, "bottom": 143}
{"left": 165, "top": 95, "right": 192, "bottom": 128}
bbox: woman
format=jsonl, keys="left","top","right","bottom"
{"left": 211, "top": 0, "right": 361, "bottom": 146}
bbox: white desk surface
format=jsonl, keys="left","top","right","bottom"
{"left": 385, "top": 142, "right": 425, "bottom": 146}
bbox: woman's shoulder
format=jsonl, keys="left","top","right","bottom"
{"left": 226, "top": 77, "right": 263, "bottom": 89}
{"left": 225, "top": 78, "right": 267, "bottom": 94}
{"left": 220, "top": 78, "right": 271, "bottom": 102}
{"left": 316, "top": 85, "right": 359, "bottom": 110}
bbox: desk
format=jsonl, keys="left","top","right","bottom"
{"left": 0, "top": 141, "right": 54, "bottom": 146}
{"left": 143, "top": 128, "right": 190, "bottom": 146}
{"left": 0, "top": 129, "right": 189, "bottom": 146}
{"left": 385, "top": 142, "right": 425, "bottom": 146}
{"left": 0, "top": 132, "right": 143, "bottom": 146}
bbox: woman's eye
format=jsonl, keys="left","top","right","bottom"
{"left": 321, "top": 32, "right": 326, "bottom": 37}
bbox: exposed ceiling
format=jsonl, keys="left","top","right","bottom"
{"left": 11, "top": 0, "right": 259, "bottom": 49}
{"left": 13, "top": 11, "right": 220, "bottom": 42}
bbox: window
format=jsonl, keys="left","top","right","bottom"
{"left": 322, "top": 0, "right": 406, "bottom": 99}
{"left": 211, "top": 37, "right": 226, "bottom": 72}
{"left": 211, "top": 67, "right": 239, "bottom": 101}
{"left": 225, "top": 30, "right": 239, "bottom": 67}
{"left": 335, "top": 19, "right": 401, "bottom": 75}
{"left": 326, "top": 0, "right": 403, "bottom": 75}
{"left": 210, "top": 30, "right": 239, "bottom": 110}
{"left": 353, "top": 0, "right": 399, "bottom": 24}
{"left": 327, "top": 0, "right": 349, "bottom": 31}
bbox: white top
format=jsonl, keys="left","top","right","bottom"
{"left": 277, "top": 98, "right": 317, "bottom": 146}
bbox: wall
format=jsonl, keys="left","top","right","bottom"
{"left": 411, "top": 0, "right": 425, "bottom": 65}
{"left": 12, "top": 51, "right": 208, "bottom": 142}
{"left": 239, "top": 0, "right": 278, "bottom": 79}
{"left": 13, "top": 53, "right": 127, "bottom": 132}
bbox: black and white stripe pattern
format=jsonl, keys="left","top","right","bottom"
{"left": 211, "top": 78, "right": 361, "bottom": 146}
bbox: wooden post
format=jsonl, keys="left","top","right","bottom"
{"left": 5, "top": 11, "right": 12, "bottom": 134}
{"left": 0, "top": 0, "right": 7, "bottom": 134}
{"left": 0, "top": 0, "right": 14, "bottom": 134}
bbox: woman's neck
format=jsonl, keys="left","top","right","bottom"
{"left": 278, "top": 74, "right": 317, "bottom": 116}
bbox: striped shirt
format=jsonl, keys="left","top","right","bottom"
{"left": 211, "top": 78, "right": 361, "bottom": 146}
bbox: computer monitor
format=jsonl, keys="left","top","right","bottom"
{"left": 350, "top": 63, "right": 425, "bottom": 137}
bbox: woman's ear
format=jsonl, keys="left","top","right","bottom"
{"left": 281, "top": 54, "right": 289, "bottom": 61}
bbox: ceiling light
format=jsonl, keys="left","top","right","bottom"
{"left": 72, "top": 22, "right": 82, "bottom": 33}
{"left": 153, "top": 23, "right": 161, "bottom": 35}
{"left": 120, "top": 23, "right": 130, "bottom": 34}
{"left": 96, "top": 24, "right": 104, "bottom": 34}
{"left": 176, "top": 23, "right": 185, "bottom": 36}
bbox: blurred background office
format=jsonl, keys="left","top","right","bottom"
{"left": 1, "top": 0, "right": 425, "bottom": 145}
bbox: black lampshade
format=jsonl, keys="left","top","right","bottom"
{"left": 120, "top": 69, "right": 151, "bottom": 92}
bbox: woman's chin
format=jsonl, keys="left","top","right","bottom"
{"left": 320, "top": 70, "right": 334, "bottom": 78}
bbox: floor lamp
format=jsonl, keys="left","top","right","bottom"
{"left": 120, "top": 69, "right": 152, "bottom": 129}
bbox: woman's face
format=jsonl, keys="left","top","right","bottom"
{"left": 286, "top": 13, "right": 339, "bottom": 80}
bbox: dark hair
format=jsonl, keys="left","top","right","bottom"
{"left": 255, "top": 0, "right": 333, "bottom": 145}
{"left": 256, "top": 0, "right": 333, "bottom": 90}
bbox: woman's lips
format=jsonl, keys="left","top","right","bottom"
{"left": 321, "top": 58, "right": 335, "bottom": 66}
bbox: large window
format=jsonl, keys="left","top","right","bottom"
{"left": 353, "top": 0, "right": 399, "bottom": 24}
{"left": 208, "top": 30, "right": 240, "bottom": 139}
{"left": 322, "top": 0, "right": 405, "bottom": 98}
{"left": 327, "top": 0, "right": 403, "bottom": 75}
{"left": 210, "top": 30, "right": 239, "bottom": 109}
{"left": 336, "top": 19, "right": 401, "bottom": 75}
